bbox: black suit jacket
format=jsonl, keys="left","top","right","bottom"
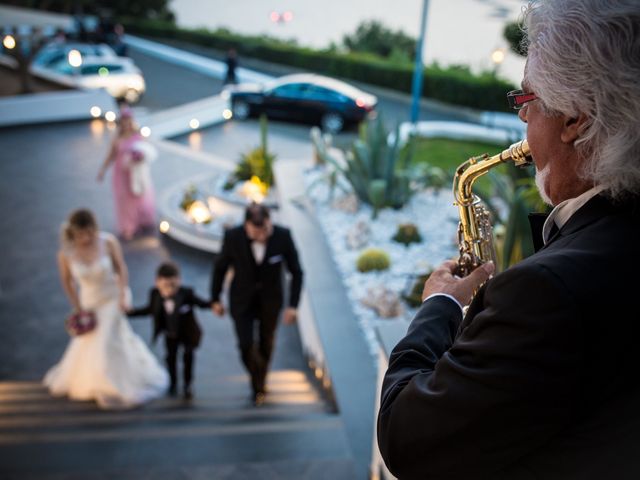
{"left": 378, "top": 194, "right": 640, "bottom": 479}
{"left": 128, "top": 286, "right": 210, "bottom": 347}
{"left": 210, "top": 225, "right": 303, "bottom": 318}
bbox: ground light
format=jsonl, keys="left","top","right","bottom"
{"left": 186, "top": 201, "right": 212, "bottom": 224}
{"left": 159, "top": 221, "right": 170, "bottom": 233}
{"left": 90, "top": 106, "right": 102, "bottom": 118}
{"left": 3, "top": 35, "right": 16, "bottom": 50}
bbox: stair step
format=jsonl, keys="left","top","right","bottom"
{"left": 3, "top": 456, "right": 358, "bottom": 480}
{"left": 0, "top": 372, "right": 349, "bottom": 477}
{"left": 0, "top": 414, "right": 344, "bottom": 445}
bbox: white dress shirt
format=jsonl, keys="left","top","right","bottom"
{"left": 542, "top": 185, "right": 605, "bottom": 244}
{"left": 163, "top": 298, "right": 175, "bottom": 315}
{"left": 251, "top": 241, "right": 266, "bottom": 264}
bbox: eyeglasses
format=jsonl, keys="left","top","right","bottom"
{"left": 507, "top": 90, "right": 538, "bottom": 110}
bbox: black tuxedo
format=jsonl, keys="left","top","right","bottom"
{"left": 129, "top": 286, "right": 210, "bottom": 389}
{"left": 211, "top": 225, "right": 303, "bottom": 395}
{"left": 378, "top": 194, "right": 640, "bottom": 479}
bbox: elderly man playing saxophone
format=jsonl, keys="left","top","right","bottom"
{"left": 377, "top": 1, "right": 640, "bottom": 479}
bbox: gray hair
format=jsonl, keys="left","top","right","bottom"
{"left": 523, "top": 0, "right": 640, "bottom": 199}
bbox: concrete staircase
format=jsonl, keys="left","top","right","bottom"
{"left": 0, "top": 372, "right": 357, "bottom": 479}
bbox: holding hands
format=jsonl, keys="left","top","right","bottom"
{"left": 119, "top": 286, "right": 133, "bottom": 313}
{"left": 211, "top": 301, "right": 225, "bottom": 317}
{"left": 283, "top": 307, "right": 297, "bottom": 325}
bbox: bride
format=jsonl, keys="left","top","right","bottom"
{"left": 44, "top": 209, "right": 169, "bottom": 409}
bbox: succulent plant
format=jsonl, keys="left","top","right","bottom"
{"left": 392, "top": 222, "right": 422, "bottom": 246}
{"left": 356, "top": 248, "right": 391, "bottom": 272}
{"left": 179, "top": 184, "right": 199, "bottom": 211}
{"left": 316, "top": 115, "right": 418, "bottom": 219}
{"left": 229, "top": 114, "right": 276, "bottom": 188}
{"left": 402, "top": 271, "right": 433, "bottom": 308}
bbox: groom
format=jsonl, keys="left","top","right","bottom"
{"left": 211, "top": 203, "right": 303, "bottom": 406}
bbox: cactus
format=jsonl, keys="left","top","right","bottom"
{"left": 316, "top": 115, "right": 418, "bottom": 219}
{"left": 356, "top": 248, "right": 391, "bottom": 273}
{"left": 392, "top": 223, "right": 422, "bottom": 246}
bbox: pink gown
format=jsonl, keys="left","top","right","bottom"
{"left": 112, "top": 133, "right": 157, "bottom": 239}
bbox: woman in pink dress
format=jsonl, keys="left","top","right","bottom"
{"left": 97, "top": 108, "right": 157, "bottom": 240}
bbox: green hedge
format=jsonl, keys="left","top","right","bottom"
{"left": 122, "top": 19, "right": 515, "bottom": 112}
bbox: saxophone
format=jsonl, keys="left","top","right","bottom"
{"left": 453, "top": 140, "right": 532, "bottom": 277}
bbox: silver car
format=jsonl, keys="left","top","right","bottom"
{"left": 47, "top": 55, "right": 146, "bottom": 104}
{"left": 33, "top": 42, "right": 119, "bottom": 68}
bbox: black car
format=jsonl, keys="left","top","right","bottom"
{"left": 228, "top": 73, "right": 378, "bottom": 133}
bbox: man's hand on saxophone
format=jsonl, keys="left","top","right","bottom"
{"left": 421, "top": 259, "right": 494, "bottom": 308}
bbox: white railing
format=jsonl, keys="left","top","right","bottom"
{"left": 0, "top": 88, "right": 116, "bottom": 127}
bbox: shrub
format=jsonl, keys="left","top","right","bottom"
{"left": 504, "top": 21, "right": 527, "bottom": 57}
{"left": 392, "top": 223, "right": 422, "bottom": 246}
{"left": 342, "top": 20, "right": 416, "bottom": 60}
{"left": 228, "top": 114, "right": 276, "bottom": 188}
{"left": 179, "top": 184, "right": 198, "bottom": 211}
{"left": 356, "top": 248, "right": 391, "bottom": 273}
{"left": 120, "top": 19, "right": 516, "bottom": 112}
{"left": 402, "top": 272, "right": 433, "bottom": 308}
{"left": 235, "top": 147, "right": 276, "bottom": 186}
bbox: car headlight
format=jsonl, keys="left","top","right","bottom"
{"left": 127, "top": 77, "right": 145, "bottom": 91}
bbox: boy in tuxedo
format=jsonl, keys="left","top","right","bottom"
{"left": 128, "top": 262, "right": 211, "bottom": 399}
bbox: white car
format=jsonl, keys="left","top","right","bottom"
{"left": 33, "top": 42, "right": 119, "bottom": 68}
{"left": 49, "top": 55, "right": 146, "bottom": 103}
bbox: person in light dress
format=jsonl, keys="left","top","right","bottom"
{"left": 44, "top": 209, "right": 169, "bottom": 409}
{"left": 97, "top": 107, "right": 157, "bottom": 241}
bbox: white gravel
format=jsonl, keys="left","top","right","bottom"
{"left": 303, "top": 166, "right": 460, "bottom": 357}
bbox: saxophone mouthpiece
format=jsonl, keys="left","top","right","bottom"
{"left": 507, "top": 139, "right": 532, "bottom": 166}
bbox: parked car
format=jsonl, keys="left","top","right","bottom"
{"left": 33, "top": 42, "right": 118, "bottom": 68}
{"left": 49, "top": 56, "right": 146, "bottom": 103}
{"left": 228, "top": 73, "right": 378, "bottom": 133}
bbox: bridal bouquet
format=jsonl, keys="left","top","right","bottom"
{"left": 128, "top": 140, "right": 158, "bottom": 196}
{"left": 129, "top": 140, "right": 157, "bottom": 165}
{"left": 65, "top": 310, "right": 97, "bottom": 336}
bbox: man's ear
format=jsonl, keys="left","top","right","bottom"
{"left": 560, "top": 112, "right": 589, "bottom": 143}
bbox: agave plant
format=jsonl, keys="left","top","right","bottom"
{"left": 315, "top": 116, "right": 420, "bottom": 218}
{"left": 480, "top": 165, "right": 550, "bottom": 270}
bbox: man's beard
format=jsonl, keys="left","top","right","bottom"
{"left": 535, "top": 164, "right": 553, "bottom": 206}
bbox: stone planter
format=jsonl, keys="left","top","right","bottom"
{"left": 157, "top": 171, "right": 278, "bottom": 252}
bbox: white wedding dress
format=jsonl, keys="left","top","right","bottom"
{"left": 44, "top": 233, "right": 169, "bottom": 409}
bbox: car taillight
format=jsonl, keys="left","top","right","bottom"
{"left": 356, "top": 97, "right": 375, "bottom": 111}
